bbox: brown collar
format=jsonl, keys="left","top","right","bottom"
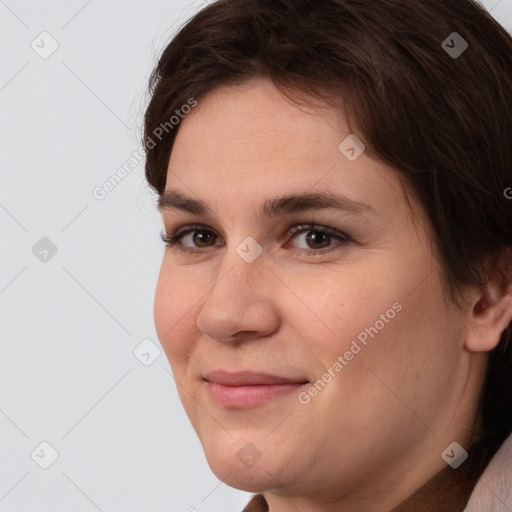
{"left": 390, "top": 438, "right": 489, "bottom": 512}
{"left": 243, "top": 493, "right": 269, "bottom": 512}
{"left": 242, "top": 439, "right": 494, "bottom": 512}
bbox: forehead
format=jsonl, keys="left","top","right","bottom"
{"left": 163, "top": 79, "right": 417, "bottom": 227}
{"left": 172, "top": 79, "right": 345, "bottom": 162}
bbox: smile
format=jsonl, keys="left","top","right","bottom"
{"left": 204, "top": 370, "right": 309, "bottom": 408}
{"left": 206, "top": 382, "right": 307, "bottom": 408}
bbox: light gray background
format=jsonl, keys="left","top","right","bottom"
{"left": 1, "top": 1, "right": 511, "bottom": 511}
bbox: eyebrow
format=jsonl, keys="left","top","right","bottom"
{"left": 157, "top": 189, "right": 377, "bottom": 219}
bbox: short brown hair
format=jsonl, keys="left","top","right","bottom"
{"left": 143, "top": 0, "right": 512, "bottom": 462}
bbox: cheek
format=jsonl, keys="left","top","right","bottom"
{"left": 313, "top": 269, "right": 460, "bottom": 429}
{"left": 153, "top": 264, "right": 199, "bottom": 368}
{"left": 288, "top": 265, "right": 404, "bottom": 354}
{"left": 309, "top": 256, "right": 448, "bottom": 361}
{"left": 295, "top": 261, "right": 457, "bottom": 395}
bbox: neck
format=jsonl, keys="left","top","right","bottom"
{"left": 390, "top": 437, "right": 491, "bottom": 512}
{"left": 246, "top": 437, "right": 495, "bottom": 512}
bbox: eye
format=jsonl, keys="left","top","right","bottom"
{"left": 160, "top": 222, "right": 352, "bottom": 257}
{"left": 160, "top": 223, "right": 220, "bottom": 254}
{"left": 285, "top": 223, "right": 351, "bottom": 256}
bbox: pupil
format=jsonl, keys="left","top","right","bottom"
{"left": 194, "top": 230, "right": 213, "bottom": 246}
{"left": 306, "top": 231, "right": 329, "bottom": 249}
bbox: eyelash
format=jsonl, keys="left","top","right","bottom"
{"left": 159, "top": 223, "right": 352, "bottom": 257}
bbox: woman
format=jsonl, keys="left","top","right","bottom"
{"left": 143, "top": 0, "right": 512, "bottom": 510}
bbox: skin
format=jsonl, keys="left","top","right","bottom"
{"left": 153, "top": 78, "right": 512, "bottom": 512}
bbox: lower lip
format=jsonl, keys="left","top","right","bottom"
{"left": 206, "top": 381, "right": 306, "bottom": 408}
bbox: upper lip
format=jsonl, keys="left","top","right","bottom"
{"left": 204, "top": 370, "right": 309, "bottom": 386}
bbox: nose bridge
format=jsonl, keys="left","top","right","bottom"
{"left": 207, "top": 235, "right": 266, "bottom": 305}
{"left": 196, "top": 236, "right": 278, "bottom": 342}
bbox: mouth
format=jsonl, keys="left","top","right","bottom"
{"left": 203, "top": 370, "right": 309, "bottom": 408}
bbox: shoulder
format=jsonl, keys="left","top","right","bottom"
{"left": 464, "top": 433, "right": 512, "bottom": 512}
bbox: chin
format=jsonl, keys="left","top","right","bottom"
{"left": 209, "top": 462, "right": 275, "bottom": 494}
{"left": 200, "top": 436, "right": 288, "bottom": 492}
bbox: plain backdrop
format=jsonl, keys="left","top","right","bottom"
{"left": 1, "top": 1, "right": 511, "bottom": 511}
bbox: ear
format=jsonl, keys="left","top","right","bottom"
{"left": 465, "top": 249, "right": 512, "bottom": 352}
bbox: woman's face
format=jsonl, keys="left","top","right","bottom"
{"left": 154, "top": 78, "right": 483, "bottom": 508}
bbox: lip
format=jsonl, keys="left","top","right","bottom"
{"left": 204, "top": 370, "right": 309, "bottom": 408}
{"left": 204, "top": 370, "right": 308, "bottom": 386}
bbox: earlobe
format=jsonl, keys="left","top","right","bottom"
{"left": 465, "top": 279, "right": 512, "bottom": 353}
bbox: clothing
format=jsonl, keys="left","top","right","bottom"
{"left": 464, "top": 431, "right": 512, "bottom": 512}
{"left": 243, "top": 494, "right": 269, "bottom": 512}
{"left": 242, "top": 433, "right": 512, "bottom": 512}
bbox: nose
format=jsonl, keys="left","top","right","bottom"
{"left": 196, "top": 245, "right": 280, "bottom": 344}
